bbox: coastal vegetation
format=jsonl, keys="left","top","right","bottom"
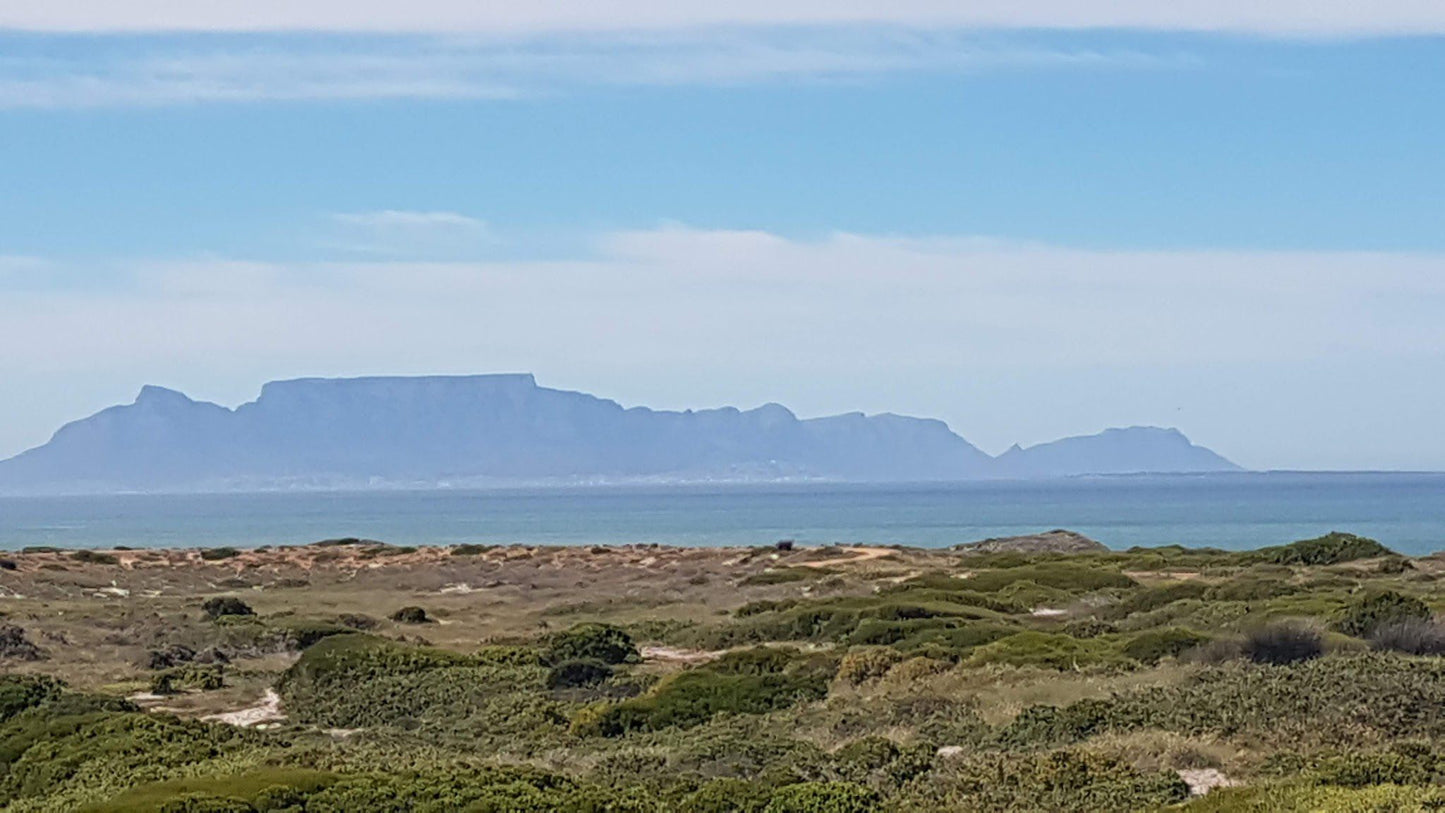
{"left": 0, "top": 531, "right": 1443, "bottom": 810}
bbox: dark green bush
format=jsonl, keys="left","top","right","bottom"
{"left": 70, "top": 549, "right": 119, "bottom": 565}
{"left": 545, "top": 623, "right": 639, "bottom": 666}
{"left": 546, "top": 658, "right": 613, "bottom": 689}
{"left": 1258, "top": 532, "right": 1393, "bottom": 566}
{"left": 389, "top": 606, "right": 433, "bottom": 624}
{"left": 1122, "top": 628, "right": 1212, "bottom": 664}
{"left": 1335, "top": 590, "right": 1431, "bottom": 637}
{"left": 762, "top": 781, "right": 879, "bottom": 813}
{"left": 202, "top": 597, "right": 254, "bottom": 620}
{"left": 596, "top": 667, "right": 829, "bottom": 736}
{"left": 961, "top": 563, "right": 1137, "bottom": 594}
{"left": 966, "top": 632, "right": 1129, "bottom": 670}
{"left": 1102, "top": 581, "right": 1209, "bottom": 620}
{"left": 199, "top": 547, "right": 242, "bottom": 561}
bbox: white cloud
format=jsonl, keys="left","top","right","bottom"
{"left": 3, "top": 228, "right": 1445, "bottom": 468}
{"left": 325, "top": 210, "right": 494, "bottom": 257}
{"left": 4, "top": 1, "right": 1445, "bottom": 36}
{"left": 0, "top": 30, "right": 1174, "bottom": 108}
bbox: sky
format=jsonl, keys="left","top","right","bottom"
{"left": 1, "top": 3, "right": 1444, "bottom": 470}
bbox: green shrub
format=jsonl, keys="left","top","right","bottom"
{"left": 762, "top": 781, "right": 880, "bottom": 813}
{"left": 201, "top": 597, "right": 254, "bottom": 620}
{"left": 837, "top": 648, "right": 905, "bottom": 686}
{"left": 1204, "top": 577, "right": 1299, "bottom": 602}
{"left": 684, "top": 777, "right": 774, "bottom": 812}
{"left": 711, "top": 647, "right": 798, "bottom": 676}
{"left": 741, "top": 568, "right": 818, "bottom": 586}
{"left": 1335, "top": 590, "right": 1432, "bottom": 637}
{"left": 546, "top": 658, "right": 613, "bottom": 689}
{"left": 545, "top": 623, "right": 640, "bottom": 665}
{"left": 962, "top": 563, "right": 1137, "bottom": 594}
{"left": 1102, "top": 581, "right": 1210, "bottom": 619}
{"left": 1257, "top": 532, "right": 1393, "bottom": 566}
{"left": 966, "top": 632, "right": 1129, "bottom": 670}
{"left": 1313, "top": 743, "right": 1442, "bottom": 788}
{"left": 596, "top": 667, "right": 829, "bottom": 736}
{"left": 449, "top": 543, "right": 494, "bottom": 556}
{"left": 389, "top": 606, "right": 433, "bottom": 624}
{"left": 70, "top": 549, "right": 120, "bottom": 565}
{"left": 199, "top": 547, "right": 242, "bottom": 561}
{"left": 0, "top": 674, "right": 65, "bottom": 721}
{"left": 1122, "top": 628, "right": 1212, "bottom": 664}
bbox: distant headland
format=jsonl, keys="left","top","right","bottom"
{"left": 0, "top": 374, "right": 1239, "bottom": 494}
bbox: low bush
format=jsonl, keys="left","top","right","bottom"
{"left": 1243, "top": 622, "right": 1323, "bottom": 665}
{"left": 1122, "top": 628, "right": 1212, "bottom": 664}
{"left": 389, "top": 606, "right": 433, "bottom": 624}
{"left": 0, "top": 624, "right": 46, "bottom": 661}
{"left": 1334, "top": 590, "right": 1431, "bottom": 637}
{"left": 547, "top": 658, "right": 614, "bottom": 689}
{"left": 70, "top": 549, "right": 119, "bottom": 565}
{"left": 594, "top": 666, "right": 830, "bottom": 736}
{"left": 1369, "top": 618, "right": 1445, "bottom": 656}
{"left": 762, "top": 781, "right": 879, "bottom": 813}
{"left": 837, "top": 648, "right": 905, "bottom": 686}
{"left": 199, "top": 547, "right": 242, "bottom": 561}
{"left": 962, "top": 563, "right": 1138, "bottom": 595}
{"left": 545, "top": 623, "right": 640, "bottom": 666}
{"left": 450, "top": 543, "right": 494, "bottom": 556}
{"left": 740, "top": 568, "right": 817, "bottom": 586}
{"left": 1102, "top": 582, "right": 1210, "bottom": 620}
{"left": 201, "top": 597, "right": 254, "bottom": 620}
{"left": 1257, "top": 532, "right": 1393, "bottom": 566}
{"left": 966, "top": 632, "right": 1129, "bottom": 670}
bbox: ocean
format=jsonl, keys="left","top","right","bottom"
{"left": 1, "top": 472, "right": 1443, "bottom": 555}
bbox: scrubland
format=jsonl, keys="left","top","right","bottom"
{"left": 3, "top": 532, "right": 1445, "bottom": 811}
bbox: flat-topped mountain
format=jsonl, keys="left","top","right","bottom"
{"left": 0, "top": 375, "right": 1239, "bottom": 493}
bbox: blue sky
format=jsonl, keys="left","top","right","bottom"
{"left": 2, "top": 5, "right": 1444, "bottom": 470}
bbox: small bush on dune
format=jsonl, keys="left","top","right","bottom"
{"left": 199, "top": 547, "right": 242, "bottom": 561}
{"left": 1369, "top": 618, "right": 1445, "bottom": 656}
{"left": 1257, "top": 532, "right": 1393, "bottom": 566}
{"left": 837, "top": 648, "right": 905, "bottom": 686}
{"left": 70, "top": 549, "right": 119, "bottom": 565}
{"left": 1335, "top": 590, "right": 1432, "bottom": 638}
{"left": 966, "top": 631, "right": 1129, "bottom": 670}
{"left": 762, "top": 781, "right": 880, "bottom": 813}
{"left": 1122, "top": 628, "right": 1212, "bottom": 665}
{"left": 544, "top": 623, "right": 639, "bottom": 665}
{"left": 389, "top": 606, "right": 433, "bottom": 624}
{"left": 1243, "top": 622, "right": 1323, "bottom": 665}
{"left": 546, "top": 658, "right": 613, "bottom": 689}
{"left": 964, "top": 563, "right": 1137, "bottom": 595}
{"left": 202, "top": 597, "right": 254, "bottom": 620}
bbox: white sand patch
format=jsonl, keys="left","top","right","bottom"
{"left": 1178, "top": 768, "right": 1240, "bottom": 796}
{"left": 1030, "top": 607, "right": 1068, "bottom": 617}
{"left": 201, "top": 689, "right": 285, "bottom": 728}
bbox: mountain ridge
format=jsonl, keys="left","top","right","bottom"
{"left": 0, "top": 375, "right": 1240, "bottom": 494}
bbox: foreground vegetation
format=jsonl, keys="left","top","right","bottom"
{"left": 2, "top": 532, "right": 1444, "bottom": 811}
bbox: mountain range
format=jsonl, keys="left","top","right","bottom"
{"left": 0, "top": 374, "right": 1240, "bottom": 494}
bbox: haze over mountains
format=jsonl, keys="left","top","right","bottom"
{"left": 0, "top": 375, "right": 1239, "bottom": 494}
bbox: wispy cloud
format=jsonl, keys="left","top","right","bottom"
{"left": 0, "top": 29, "right": 1183, "bottom": 108}
{"left": 5, "top": 1, "right": 1445, "bottom": 36}
{"left": 325, "top": 210, "right": 495, "bottom": 257}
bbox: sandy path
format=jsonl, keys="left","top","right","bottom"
{"left": 201, "top": 689, "right": 286, "bottom": 728}
{"left": 795, "top": 547, "right": 894, "bottom": 568}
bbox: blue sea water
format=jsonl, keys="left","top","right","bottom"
{"left": 1, "top": 473, "right": 1443, "bottom": 555}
